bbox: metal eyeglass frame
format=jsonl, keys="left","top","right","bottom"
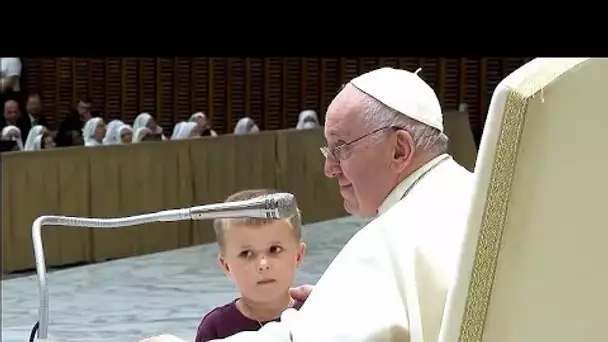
{"left": 319, "top": 125, "right": 401, "bottom": 161}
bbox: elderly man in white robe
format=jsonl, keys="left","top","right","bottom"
{"left": 142, "top": 67, "right": 474, "bottom": 342}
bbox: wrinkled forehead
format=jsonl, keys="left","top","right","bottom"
{"left": 324, "top": 86, "right": 366, "bottom": 140}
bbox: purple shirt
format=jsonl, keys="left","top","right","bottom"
{"left": 195, "top": 299, "right": 304, "bottom": 342}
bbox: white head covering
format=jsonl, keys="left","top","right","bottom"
{"left": 103, "top": 119, "right": 125, "bottom": 145}
{"left": 2, "top": 125, "right": 23, "bottom": 150}
{"left": 116, "top": 124, "right": 133, "bottom": 144}
{"left": 189, "top": 112, "right": 206, "bottom": 122}
{"left": 171, "top": 122, "right": 186, "bottom": 139}
{"left": 134, "top": 112, "right": 166, "bottom": 140}
{"left": 83, "top": 117, "right": 103, "bottom": 146}
{"left": 296, "top": 110, "right": 320, "bottom": 130}
{"left": 32, "top": 135, "right": 43, "bottom": 150}
{"left": 133, "top": 127, "right": 151, "bottom": 143}
{"left": 24, "top": 125, "right": 45, "bottom": 150}
{"left": 133, "top": 113, "right": 153, "bottom": 132}
{"left": 173, "top": 122, "right": 198, "bottom": 140}
{"left": 234, "top": 117, "right": 259, "bottom": 135}
{"left": 351, "top": 67, "right": 444, "bottom": 132}
{"left": 189, "top": 112, "right": 218, "bottom": 137}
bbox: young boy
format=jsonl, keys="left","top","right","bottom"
{"left": 195, "top": 189, "right": 307, "bottom": 342}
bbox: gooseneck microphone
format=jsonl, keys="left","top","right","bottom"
{"left": 31, "top": 192, "right": 297, "bottom": 341}
{"left": 187, "top": 192, "right": 298, "bottom": 220}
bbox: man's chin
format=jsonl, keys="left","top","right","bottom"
{"left": 343, "top": 200, "right": 376, "bottom": 219}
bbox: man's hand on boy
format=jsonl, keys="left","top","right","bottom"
{"left": 289, "top": 284, "right": 314, "bottom": 302}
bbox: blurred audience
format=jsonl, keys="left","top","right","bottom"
{"left": 172, "top": 122, "right": 200, "bottom": 140}
{"left": 82, "top": 117, "right": 106, "bottom": 147}
{"left": 1, "top": 125, "right": 23, "bottom": 150}
{"left": 32, "top": 133, "right": 56, "bottom": 150}
{"left": 189, "top": 112, "right": 217, "bottom": 137}
{"left": 25, "top": 93, "right": 48, "bottom": 128}
{"left": 2, "top": 84, "right": 322, "bottom": 154}
{"left": 233, "top": 117, "right": 259, "bottom": 135}
{"left": 56, "top": 96, "right": 99, "bottom": 147}
{"left": 133, "top": 113, "right": 166, "bottom": 140}
{"left": 103, "top": 120, "right": 126, "bottom": 145}
{"left": 24, "top": 125, "right": 48, "bottom": 151}
{"left": 1, "top": 57, "right": 22, "bottom": 107}
{"left": 296, "top": 109, "right": 320, "bottom": 130}
{"left": 118, "top": 124, "right": 133, "bottom": 144}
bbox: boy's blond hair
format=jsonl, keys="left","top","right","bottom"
{"left": 213, "top": 189, "right": 302, "bottom": 249}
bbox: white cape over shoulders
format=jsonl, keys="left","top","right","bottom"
{"left": 212, "top": 158, "right": 473, "bottom": 342}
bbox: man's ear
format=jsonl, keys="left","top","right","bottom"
{"left": 296, "top": 242, "right": 307, "bottom": 268}
{"left": 391, "top": 129, "right": 415, "bottom": 173}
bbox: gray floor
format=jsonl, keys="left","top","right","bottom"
{"left": 2, "top": 216, "right": 368, "bottom": 342}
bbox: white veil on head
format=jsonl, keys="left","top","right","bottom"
{"left": 24, "top": 125, "right": 46, "bottom": 150}
{"left": 116, "top": 124, "right": 133, "bottom": 144}
{"left": 82, "top": 117, "right": 104, "bottom": 146}
{"left": 133, "top": 113, "right": 153, "bottom": 132}
{"left": 173, "top": 122, "right": 198, "bottom": 140}
{"left": 234, "top": 117, "right": 259, "bottom": 135}
{"left": 133, "top": 127, "right": 152, "bottom": 143}
{"left": 171, "top": 122, "right": 186, "bottom": 139}
{"left": 32, "top": 135, "right": 43, "bottom": 150}
{"left": 296, "top": 109, "right": 320, "bottom": 129}
{"left": 189, "top": 112, "right": 218, "bottom": 137}
{"left": 2, "top": 125, "right": 23, "bottom": 150}
{"left": 103, "top": 119, "right": 125, "bottom": 145}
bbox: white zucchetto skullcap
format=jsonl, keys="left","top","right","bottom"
{"left": 350, "top": 67, "right": 444, "bottom": 132}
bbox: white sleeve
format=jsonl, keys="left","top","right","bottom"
{"left": 3, "top": 58, "right": 22, "bottom": 77}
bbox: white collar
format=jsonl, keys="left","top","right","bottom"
{"left": 377, "top": 153, "right": 451, "bottom": 215}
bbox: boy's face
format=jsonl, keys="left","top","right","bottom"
{"left": 219, "top": 220, "right": 306, "bottom": 303}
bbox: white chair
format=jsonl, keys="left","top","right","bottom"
{"left": 440, "top": 58, "right": 608, "bottom": 342}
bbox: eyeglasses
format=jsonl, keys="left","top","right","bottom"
{"left": 320, "top": 126, "right": 401, "bottom": 161}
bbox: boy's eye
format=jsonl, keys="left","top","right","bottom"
{"left": 269, "top": 245, "right": 283, "bottom": 254}
{"left": 239, "top": 250, "right": 253, "bottom": 258}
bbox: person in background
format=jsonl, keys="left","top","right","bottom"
{"left": 295, "top": 110, "right": 320, "bottom": 130}
{"left": 82, "top": 117, "right": 106, "bottom": 147}
{"left": 233, "top": 117, "right": 260, "bottom": 135}
{"left": 195, "top": 189, "right": 307, "bottom": 342}
{"left": 1, "top": 100, "right": 31, "bottom": 143}
{"left": 56, "top": 96, "right": 99, "bottom": 147}
{"left": 133, "top": 112, "right": 166, "bottom": 140}
{"left": 31, "top": 133, "right": 56, "bottom": 150}
{"left": 24, "top": 125, "right": 47, "bottom": 150}
{"left": 1, "top": 57, "right": 22, "bottom": 107}
{"left": 25, "top": 93, "right": 48, "bottom": 128}
{"left": 171, "top": 122, "right": 186, "bottom": 139}
{"left": 1, "top": 125, "right": 23, "bottom": 150}
{"left": 172, "top": 122, "right": 200, "bottom": 140}
{"left": 133, "top": 127, "right": 152, "bottom": 143}
{"left": 103, "top": 119, "right": 125, "bottom": 145}
{"left": 190, "top": 112, "right": 218, "bottom": 137}
{"left": 118, "top": 124, "right": 133, "bottom": 144}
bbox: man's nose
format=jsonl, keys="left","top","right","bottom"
{"left": 324, "top": 156, "right": 340, "bottom": 178}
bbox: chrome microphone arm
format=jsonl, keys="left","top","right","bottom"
{"left": 32, "top": 208, "right": 192, "bottom": 340}
{"left": 31, "top": 192, "right": 296, "bottom": 340}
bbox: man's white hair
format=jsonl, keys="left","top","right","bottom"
{"left": 359, "top": 93, "right": 449, "bottom": 155}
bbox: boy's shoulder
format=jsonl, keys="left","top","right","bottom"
{"left": 199, "top": 300, "right": 238, "bottom": 329}
{"left": 196, "top": 300, "right": 239, "bottom": 342}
